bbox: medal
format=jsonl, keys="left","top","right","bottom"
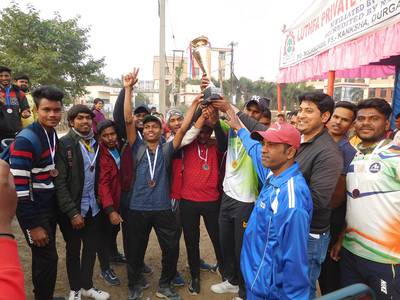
{"left": 352, "top": 189, "right": 360, "bottom": 198}
{"left": 197, "top": 143, "right": 209, "bottom": 171}
{"left": 146, "top": 146, "right": 159, "bottom": 189}
{"left": 49, "top": 168, "right": 59, "bottom": 177}
{"left": 232, "top": 160, "right": 238, "bottom": 169}
{"left": 6, "top": 108, "right": 12, "bottom": 114}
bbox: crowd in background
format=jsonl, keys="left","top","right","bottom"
{"left": 0, "top": 65, "right": 399, "bottom": 300}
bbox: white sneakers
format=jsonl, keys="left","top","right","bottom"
{"left": 68, "top": 290, "right": 81, "bottom": 300}
{"left": 210, "top": 280, "right": 239, "bottom": 294}
{"left": 81, "top": 287, "right": 110, "bottom": 300}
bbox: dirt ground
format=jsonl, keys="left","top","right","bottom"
{"left": 14, "top": 218, "right": 238, "bottom": 300}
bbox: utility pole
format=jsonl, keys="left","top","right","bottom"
{"left": 159, "top": 0, "right": 166, "bottom": 114}
{"left": 228, "top": 41, "right": 237, "bottom": 103}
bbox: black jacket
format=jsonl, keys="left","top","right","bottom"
{"left": 237, "top": 111, "right": 343, "bottom": 233}
{"left": 55, "top": 129, "right": 100, "bottom": 219}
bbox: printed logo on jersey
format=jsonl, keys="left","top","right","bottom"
{"left": 369, "top": 162, "right": 381, "bottom": 173}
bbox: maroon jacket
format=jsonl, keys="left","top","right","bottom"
{"left": 98, "top": 143, "right": 121, "bottom": 214}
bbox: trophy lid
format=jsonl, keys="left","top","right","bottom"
{"left": 191, "top": 36, "right": 210, "bottom": 48}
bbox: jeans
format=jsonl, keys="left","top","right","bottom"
{"left": 307, "top": 231, "right": 330, "bottom": 299}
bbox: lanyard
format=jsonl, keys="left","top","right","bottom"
{"left": 80, "top": 141, "right": 99, "bottom": 170}
{"left": 146, "top": 146, "right": 159, "bottom": 181}
{"left": 137, "top": 130, "right": 143, "bottom": 140}
{"left": 234, "top": 136, "right": 243, "bottom": 161}
{"left": 5, "top": 86, "right": 11, "bottom": 107}
{"left": 42, "top": 127, "right": 56, "bottom": 166}
{"left": 197, "top": 144, "right": 208, "bottom": 164}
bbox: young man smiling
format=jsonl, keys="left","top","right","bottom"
{"left": 123, "top": 69, "right": 199, "bottom": 300}
{"left": 56, "top": 104, "right": 110, "bottom": 300}
{"left": 10, "top": 85, "right": 64, "bottom": 300}
{"left": 331, "top": 99, "right": 400, "bottom": 300}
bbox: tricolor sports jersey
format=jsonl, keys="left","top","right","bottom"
{"left": 220, "top": 120, "right": 259, "bottom": 203}
{"left": 344, "top": 140, "right": 400, "bottom": 264}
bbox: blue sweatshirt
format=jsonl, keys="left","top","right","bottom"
{"left": 237, "top": 128, "right": 313, "bottom": 300}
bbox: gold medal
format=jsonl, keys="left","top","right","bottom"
{"left": 232, "top": 160, "right": 238, "bottom": 169}
{"left": 148, "top": 180, "right": 156, "bottom": 188}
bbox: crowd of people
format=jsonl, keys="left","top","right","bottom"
{"left": 0, "top": 64, "right": 399, "bottom": 300}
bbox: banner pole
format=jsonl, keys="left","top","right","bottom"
{"left": 327, "top": 70, "right": 335, "bottom": 97}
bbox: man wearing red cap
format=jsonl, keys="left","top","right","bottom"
{"left": 225, "top": 111, "right": 313, "bottom": 300}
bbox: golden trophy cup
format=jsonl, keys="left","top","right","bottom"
{"left": 191, "top": 36, "right": 221, "bottom": 103}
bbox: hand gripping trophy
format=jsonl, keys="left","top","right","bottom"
{"left": 191, "top": 36, "right": 222, "bottom": 104}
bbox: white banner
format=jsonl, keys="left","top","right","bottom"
{"left": 279, "top": 0, "right": 400, "bottom": 68}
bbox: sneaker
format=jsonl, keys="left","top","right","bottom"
{"left": 209, "top": 263, "right": 219, "bottom": 273}
{"left": 142, "top": 263, "right": 153, "bottom": 275}
{"left": 68, "top": 290, "right": 81, "bottom": 300}
{"left": 156, "top": 285, "right": 181, "bottom": 300}
{"left": 188, "top": 278, "right": 200, "bottom": 295}
{"left": 200, "top": 259, "right": 213, "bottom": 272}
{"left": 81, "top": 287, "right": 110, "bottom": 300}
{"left": 210, "top": 280, "right": 239, "bottom": 294}
{"left": 172, "top": 272, "right": 185, "bottom": 287}
{"left": 100, "top": 268, "right": 121, "bottom": 286}
{"left": 232, "top": 297, "right": 244, "bottom": 300}
{"left": 109, "top": 252, "right": 127, "bottom": 264}
{"left": 127, "top": 285, "right": 143, "bottom": 300}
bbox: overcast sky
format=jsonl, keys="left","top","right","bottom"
{"left": 0, "top": 0, "right": 314, "bottom": 81}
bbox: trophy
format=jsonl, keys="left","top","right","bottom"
{"left": 191, "top": 36, "right": 222, "bottom": 104}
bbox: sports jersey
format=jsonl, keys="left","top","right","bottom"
{"left": 344, "top": 139, "right": 400, "bottom": 264}
{"left": 220, "top": 120, "right": 258, "bottom": 203}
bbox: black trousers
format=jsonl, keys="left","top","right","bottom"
{"left": 340, "top": 248, "right": 400, "bottom": 300}
{"left": 171, "top": 199, "right": 182, "bottom": 276}
{"left": 180, "top": 199, "right": 222, "bottom": 279}
{"left": 126, "top": 209, "right": 178, "bottom": 288}
{"left": 219, "top": 193, "right": 254, "bottom": 299}
{"left": 58, "top": 211, "right": 103, "bottom": 291}
{"left": 20, "top": 214, "right": 58, "bottom": 300}
{"left": 97, "top": 212, "right": 117, "bottom": 272}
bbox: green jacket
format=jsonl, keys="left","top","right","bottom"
{"left": 55, "top": 129, "right": 99, "bottom": 219}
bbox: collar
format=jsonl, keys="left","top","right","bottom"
{"left": 301, "top": 127, "right": 327, "bottom": 144}
{"left": 357, "top": 138, "right": 390, "bottom": 155}
{"left": 266, "top": 162, "right": 300, "bottom": 188}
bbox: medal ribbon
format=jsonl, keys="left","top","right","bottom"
{"left": 108, "top": 149, "right": 121, "bottom": 169}
{"left": 80, "top": 141, "right": 99, "bottom": 170}
{"left": 42, "top": 127, "right": 56, "bottom": 167}
{"left": 234, "top": 136, "right": 243, "bottom": 162}
{"left": 5, "top": 86, "right": 11, "bottom": 107}
{"left": 197, "top": 144, "right": 208, "bottom": 165}
{"left": 137, "top": 130, "right": 143, "bottom": 140}
{"left": 146, "top": 146, "right": 159, "bottom": 182}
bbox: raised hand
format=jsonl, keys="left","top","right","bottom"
{"left": 123, "top": 67, "right": 140, "bottom": 88}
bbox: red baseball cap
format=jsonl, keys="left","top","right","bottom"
{"left": 250, "top": 122, "right": 301, "bottom": 150}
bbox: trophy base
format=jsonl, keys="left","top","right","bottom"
{"left": 202, "top": 85, "right": 222, "bottom": 105}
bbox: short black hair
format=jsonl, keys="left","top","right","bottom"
{"left": 32, "top": 85, "right": 64, "bottom": 107}
{"left": 67, "top": 104, "right": 95, "bottom": 124}
{"left": 262, "top": 108, "right": 272, "bottom": 120}
{"left": 97, "top": 119, "right": 117, "bottom": 136}
{"left": 14, "top": 74, "right": 29, "bottom": 81}
{"left": 143, "top": 115, "right": 162, "bottom": 128}
{"left": 299, "top": 92, "right": 334, "bottom": 120}
{"left": 335, "top": 101, "right": 357, "bottom": 121}
{"left": 93, "top": 98, "right": 104, "bottom": 104}
{"left": 357, "top": 98, "right": 392, "bottom": 120}
{"left": 0, "top": 66, "right": 11, "bottom": 74}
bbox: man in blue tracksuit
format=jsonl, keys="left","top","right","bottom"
{"left": 225, "top": 111, "right": 313, "bottom": 300}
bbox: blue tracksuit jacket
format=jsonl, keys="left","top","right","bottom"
{"left": 237, "top": 128, "right": 313, "bottom": 300}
